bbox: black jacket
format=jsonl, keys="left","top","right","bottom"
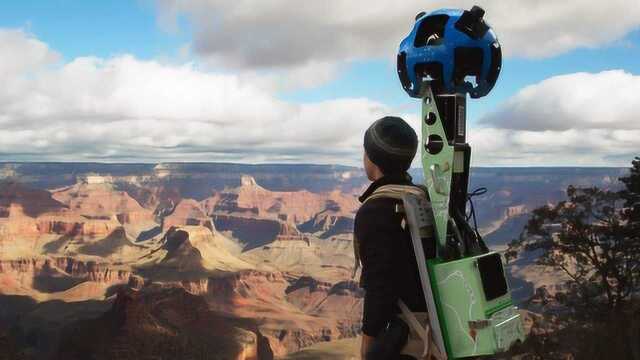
{"left": 355, "top": 172, "right": 427, "bottom": 337}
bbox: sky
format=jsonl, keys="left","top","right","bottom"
{"left": 1, "top": 0, "right": 640, "bottom": 167}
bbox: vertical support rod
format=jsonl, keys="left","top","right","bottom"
{"left": 420, "top": 84, "right": 454, "bottom": 253}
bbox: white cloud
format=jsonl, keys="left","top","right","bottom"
{"left": 155, "top": 0, "right": 640, "bottom": 73}
{"left": 0, "top": 29, "right": 387, "bottom": 165}
{"left": 472, "top": 70, "right": 640, "bottom": 166}
{"left": 2, "top": 29, "right": 637, "bottom": 167}
{"left": 0, "top": 29, "right": 59, "bottom": 79}
{"left": 479, "top": 71, "right": 640, "bottom": 131}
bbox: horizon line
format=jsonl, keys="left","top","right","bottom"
{"left": 0, "top": 160, "right": 629, "bottom": 169}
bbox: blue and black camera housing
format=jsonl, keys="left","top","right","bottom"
{"left": 397, "top": 6, "right": 502, "bottom": 98}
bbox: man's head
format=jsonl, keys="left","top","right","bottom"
{"left": 363, "top": 116, "right": 418, "bottom": 181}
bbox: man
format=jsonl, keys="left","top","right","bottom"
{"left": 356, "top": 116, "right": 432, "bottom": 359}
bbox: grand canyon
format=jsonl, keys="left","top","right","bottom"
{"left": 0, "top": 162, "right": 629, "bottom": 359}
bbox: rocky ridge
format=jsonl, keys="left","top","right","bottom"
{"left": 1, "top": 165, "right": 622, "bottom": 358}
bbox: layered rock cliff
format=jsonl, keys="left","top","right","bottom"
{"left": 0, "top": 257, "right": 132, "bottom": 301}
{"left": 160, "top": 199, "right": 214, "bottom": 231}
{"left": 55, "top": 287, "right": 274, "bottom": 360}
{"left": 203, "top": 270, "right": 362, "bottom": 355}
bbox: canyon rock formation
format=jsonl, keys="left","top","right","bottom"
{"left": 0, "top": 164, "right": 627, "bottom": 359}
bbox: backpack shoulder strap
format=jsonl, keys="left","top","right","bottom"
{"left": 362, "top": 184, "right": 427, "bottom": 204}
{"left": 353, "top": 184, "right": 431, "bottom": 280}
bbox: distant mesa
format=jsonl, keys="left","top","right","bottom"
{"left": 505, "top": 204, "right": 527, "bottom": 217}
{"left": 298, "top": 201, "right": 355, "bottom": 239}
{"left": 241, "top": 174, "right": 259, "bottom": 187}
{"left": 153, "top": 163, "right": 173, "bottom": 178}
{"left": 340, "top": 171, "right": 354, "bottom": 180}
{"left": 0, "top": 181, "right": 67, "bottom": 218}
{"left": 211, "top": 174, "right": 358, "bottom": 223}
{"left": 51, "top": 178, "right": 154, "bottom": 225}
{"left": 77, "top": 174, "right": 113, "bottom": 185}
{"left": 149, "top": 225, "right": 251, "bottom": 274}
{"left": 160, "top": 199, "right": 214, "bottom": 231}
{"left": 0, "top": 164, "right": 18, "bottom": 179}
{"left": 209, "top": 174, "right": 357, "bottom": 250}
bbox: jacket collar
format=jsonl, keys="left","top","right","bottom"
{"left": 358, "top": 172, "right": 413, "bottom": 203}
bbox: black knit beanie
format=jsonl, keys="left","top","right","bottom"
{"left": 364, "top": 116, "right": 418, "bottom": 174}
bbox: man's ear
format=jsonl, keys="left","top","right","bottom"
{"left": 371, "top": 163, "right": 384, "bottom": 181}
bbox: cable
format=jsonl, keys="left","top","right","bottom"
{"left": 466, "top": 187, "right": 487, "bottom": 228}
{"left": 466, "top": 187, "right": 489, "bottom": 252}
